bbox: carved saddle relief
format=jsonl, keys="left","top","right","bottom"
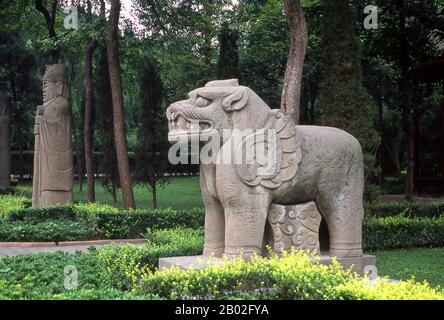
{"left": 267, "top": 202, "right": 322, "bottom": 254}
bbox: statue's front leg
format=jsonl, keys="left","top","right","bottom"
{"left": 201, "top": 165, "right": 225, "bottom": 257}
{"left": 202, "top": 197, "right": 225, "bottom": 257}
{"left": 222, "top": 187, "right": 271, "bottom": 260}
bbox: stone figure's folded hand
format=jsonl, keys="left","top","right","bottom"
{"left": 37, "top": 105, "right": 44, "bottom": 115}
{"left": 34, "top": 124, "right": 40, "bottom": 135}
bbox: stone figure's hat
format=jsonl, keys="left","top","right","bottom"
{"left": 43, "top": 64, "right": 69, "bottom": 83}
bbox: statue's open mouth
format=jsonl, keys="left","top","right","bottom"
{"left": 167, "top": 111, "right": 214, "bottom": 142}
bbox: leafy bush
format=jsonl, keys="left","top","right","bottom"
{"left": 0, "top": 205, "right": 205, "bottom": 241}
{"left": 363, "top": 215, "right": 444, "bottom": 251}
{"left": 0, "top": 230, "right": 443, "bottom": 300}
{"left": 0, "top": 250, "right": 106, "bottom": 299}
{"left": 0, "top": 186, "right": 32, "bottom": 198}
{"left": 97, "top": 227, "right": 204, "bottom": 289}
{"left": 6, "top": 205, "right": 77, "bottom": 222}
{"left": 365, "top": 201, "right": 444, "bottom": 218}
{"left": 135, "top": 250, "right": 444, "bottom": 300}
{"left": 0, "top": 228, "right": 203, "bottom": 299}
{"left": 0, "top": 195, "right": 31, "bottom": 218}
{"left": 0, "top": 219, "right": 96, "bottom": 242}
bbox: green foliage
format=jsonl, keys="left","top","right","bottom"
{"left": 0, "top": 219, "right": 96, "bottom": 242}
{"left": 97, "top": 227, "right": 204, "bottom": 289}
{"left": 0, "top": 250, "right": 106, "bottom": 299}
{"left": 74, "top": 178, "right": 204, "bottom": 210}
{"left": 363, "top": 215, "right": 444, "bottom": 250}
{"left": 135, "top": 250, "right": 444, "bottom": 300}
{"left": 317, "top": 1, "right": 379, "bottom": 182}
{"left": 2, "top": 192, "right": 444, "bottom": 250}
{"left": 217, "top": 21, "right": 240, "bottom": 79}
{"left": 0, "top": 230, "right": 443, "bottom": 300}
{"left": 376, "top": 248, "right": 444, "bottom": 289}
{"left": 133, "top": 57, "right": 169, "bottom": 207}
{"left": 365, "top": 201, "right": 444, "bottom": 218}
{"left": 0, "top": 195, "right": 31, "bottom": 218}
{"left": 0, "top": 202, "right": 205, "bottom": 241}
{"left": 237, "top": 0, "right": 289, "bottom": 109}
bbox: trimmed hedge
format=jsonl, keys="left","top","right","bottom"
{"left": 363, "top": 215, "right": 444, "bottom": 251}
{"left": 0, "top": 205, "right": 205, "bottom": 241}
{"left": 135, "top": 250, "right": 444, "bottom": 300}
{"left": 0, "top": 228, "right": 202, "bottom": 299}
{"left": 96, "top": 227, "right": 204, "bottom": 290}
{"left": 364, "top": 201, "right": 444, "bottom": 218}
{"left": 1, "top": 230, "right": 442, "bottom": 300}
{"left": 1, "top": 201, "right": 444, "bottom": 251}
{"left": 0, "top": 195, "right": 31, "bottom": 219}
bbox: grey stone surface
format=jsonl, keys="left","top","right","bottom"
{"left": 32, "top": 64, "right": 73, "bottom": 208}
{"left": 319, "top": 254, "right": 376, "bottom": 276}
{"left": 0, "top": 241, "right": 145, "bottom": 258}
{"left": 159, "top": 255, "right": 224, "bottom": 270}
{"left": 266, "top": 202, "right": 321, "bottom": 254}
{"left": 166, "top": 79, "right": 365, "bottom": 260}
{"left": 159, "top": 254, "right": 376, "bottom": 276}
{"left": 0, "top": 91, "right": 10, "bottom": 188}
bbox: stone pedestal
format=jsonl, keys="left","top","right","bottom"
{"left": 159, "top": 254, "right": 376, "bottom": 276}
{"left": 319, "top": 254, "right": 376, "bottom": 275}
{"left": 159, "top": 255, "right": 224, "bottom": 270}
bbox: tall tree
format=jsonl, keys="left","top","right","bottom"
{"left": 98, "top": 45, "right": 119, "bottom": 203}
{"left": 281, "top": 0, "right": 308, "bottom": 124}
{"left": 106, "top": 0, "right": 136, "bottom": 209}
{"left": 83, "top": 0, "right": 97, "bottom": 202}
{"left": 359, "top": 0, "right": 441, "bottom": 199}
{"left": 35, "top": 0, "right": 59, "bottom": 63}
{"left": 135, "top": 59, "right": 168, "bottom": 208}
{"left": 217, "top": 21, "right": 239, "bottom": 80}
{"left": 317, "top": 0, "right": 379, "bottom": 187}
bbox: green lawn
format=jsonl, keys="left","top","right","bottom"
{"left": 376, "top": 247, "right": 444, "bottom": 289}
{"left": 73, "top": 176, "right": 203, "bottom": 209}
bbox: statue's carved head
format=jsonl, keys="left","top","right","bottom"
{"left": 43, "top": 64, "right": 69, "bottom": 102}
{"left": 166, "top": 79, "right": 271, "bottom": 144}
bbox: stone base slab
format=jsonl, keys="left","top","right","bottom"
{"left": 319, "top": 254, "right": 376, "bottom": 275}
{"left": 159, "top": 254, "right": 376, "bottom": 276}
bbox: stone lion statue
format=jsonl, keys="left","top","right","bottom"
{"left": 166, "top": 79, "right": 364, "bottom": 260}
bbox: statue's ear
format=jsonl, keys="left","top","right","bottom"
{"left": 222, "top": 87, "right": 248, "bottom": 112}
{"left": 56, "top": 82, "right": 64, "bottom": 96}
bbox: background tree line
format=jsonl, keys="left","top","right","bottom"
{"left": 0, "top": 0, "right": 443, "bottom": 208}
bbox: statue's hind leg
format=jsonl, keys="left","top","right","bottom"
{"left": 316, "top": 191, "right": 363, "bottom": 258}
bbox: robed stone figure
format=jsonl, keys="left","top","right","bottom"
{"left": 32, "top": 64, "right": 73, "bottom": 207}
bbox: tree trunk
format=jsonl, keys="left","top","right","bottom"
{"left": 0, "top": 92, "right": 10, "bottom": 188}
{"left": 399, "top": 1, "right": 414, "bottom": 202}
{"left": 152, "top": 180, "right": 157, "bottom": 209}
{"left": 403, "top": 110, "right": 414, "bottom": 202}
{"left": 35, "top": 0, "right": 58, "bottom": 63}
{"left": 99, "top": 48, "right": 119, "bottom": 203}
{"left": 377, "top": 93, "right": 384, "bottom": 185}
{"left": 9, "top": 77, "right": 24, "bottom": 182}
{"left": 413, "top": 110, "right": 420, "bottom": 193}
{"left": 106, "top": 0, "right": 136, "bottom": 209}
{"left": 84, "top": 37, "right": 97, "bottom": 203}
{"left": 281, "top": 0, "right": 308, "bottom": 125}
{"left": 441, "top": 79, "right": 444, "bottom": 194}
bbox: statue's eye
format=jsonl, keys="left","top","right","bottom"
{"left": 195, "top": 96, "right": 211, "bottom": 107}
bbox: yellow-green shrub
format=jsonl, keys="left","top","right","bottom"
{"left": 136, "top": 250, "right": 444, "bottom": 300}
{"left": 0, "top": 195, "right": 30, "bottom": 218}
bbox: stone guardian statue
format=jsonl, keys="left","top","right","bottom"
{"left": 32, "top": 64, "right": 73, "bottom": 207}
